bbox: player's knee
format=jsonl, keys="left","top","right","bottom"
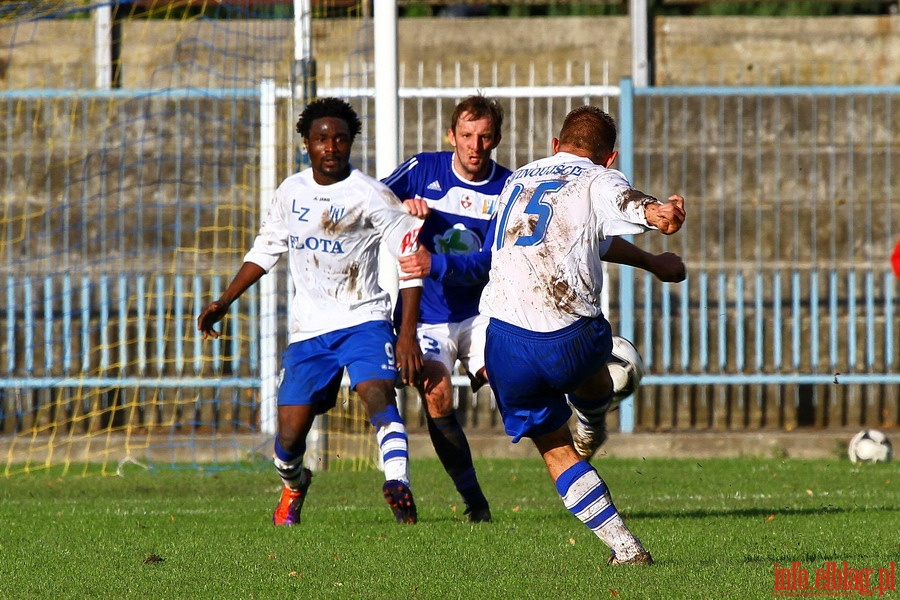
{"left": 423, "top": 380, "right": 454, "bottom": 417}
{"left": 419, "top": 363, "right": 453, "bottom": 413}
{"left": 277, "top": 405, "right": 315, "bottom": 451}
{"left": 358, "top": 379, "right": 397, "bottom": 416}
{"left": 277, "top": 428, "right": 305, "bottom": 453}
{"left": 424, "top": 394, "right": 453, "bottom": 417}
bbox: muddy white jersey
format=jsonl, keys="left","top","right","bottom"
{"left": 243, "top": 167, "right": 422, "bottom": 342}
{"left": 479, "top": 152, "right": 658, "bottom": 333}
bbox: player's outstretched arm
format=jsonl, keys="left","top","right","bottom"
{"left": 398, "top": 246, "right": 492, "bottom": 287}
{"left": 398, "top": 223, "right": 494, "bottom": 286}
{"left": 644, "top": 195, "right": 686, "bottom": 235}
{"left": 197, "top": 262, "right": 266, "bottom": 339}
{"left": 602, "top": 237, "right": 686, "bottom": 283}
{"left": 414, "top": 222, "right": 495, "bottom": 286}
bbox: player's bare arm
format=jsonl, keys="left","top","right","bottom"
{"left": 602, "top": 237, "right": 686, "bottom": 283}
{"left": 197, "top": 262, "right": 266, "bottom": 339}
{"left": 646, "top": 252, "right": 686, "bottom": 282}
{"left": 398, "top": 245, "right": 432, "bottom": 280}
{"left": 644, "top": 194, "right": 686, "bottom": 235}
{"left": 395, "top": 286, "right": 424, "bottom": 385}
{"left": 402, "top": 198, "right": 431, "bottom": 218}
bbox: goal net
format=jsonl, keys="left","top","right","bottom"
{"left": 0, "top": 0, "right": 378, "bottom": 475}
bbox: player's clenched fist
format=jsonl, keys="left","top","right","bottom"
{"left": 402, "top": 198, "right": 431, "bottom": 218}
{"left": 645, "top": 195, "right": 685, "bottom": 235}
{"left": 649, "top": 252, "right": 686, "bottom": 283}
{"left": 197, "top": 300, "right": 230, "bottom": 339}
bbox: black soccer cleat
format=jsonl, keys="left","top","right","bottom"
{"left": 383, "top": 480, "right": 418, "bottom": 524}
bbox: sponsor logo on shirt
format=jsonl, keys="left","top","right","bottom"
{"left": 434, "top": 224, "right": 480, "bottom": 255}
{"left": 289, "top": 235, "right": 345, "bottom": 254}
{"left": 399, "top": 227, "right": 421, "bottom": 255}
{"left": 426, "top": 180, "right": 442, "bottom": 192}
{"left": 291, "top": 200, "right": 311, "bottom": 221}
{"left": 328, "top": 205, "right": 345, "bottom": 223}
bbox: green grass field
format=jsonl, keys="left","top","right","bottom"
{"left": 1, "top": 457, "right": 897, "bottom": 599}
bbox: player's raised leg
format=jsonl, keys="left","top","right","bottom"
{"left": 567, "top": 353, "right": 617, "bottom": 461}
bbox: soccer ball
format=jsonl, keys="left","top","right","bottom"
{"left": 607, "top": 335, "right": 644, "bottom": 406}
{"left": 847, "top": 429, "right": 893, "bottom": 464}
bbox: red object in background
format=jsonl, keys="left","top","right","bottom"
{"left": 892, "top": 239, "right": 900, "bottom": 279}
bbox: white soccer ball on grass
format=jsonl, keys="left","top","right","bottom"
{"left": 847, "top": 429, "right": 893, "bottom": 464}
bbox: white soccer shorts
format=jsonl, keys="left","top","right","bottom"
{"left": 416, "top": 314, "right": 488, "bottom": 376}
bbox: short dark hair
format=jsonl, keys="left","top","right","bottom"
{"left": 296, "top": 97, "right": 362, "bottom": 140}
{"left": 558, "top": 106, "right": 617, "bottom": 158}
{"left": 450, "top": 95, "right": 504, "bottom": 139}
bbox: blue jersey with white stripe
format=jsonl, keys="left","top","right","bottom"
{"left": 383, "top": 151, "right": 511, "bottom": 323}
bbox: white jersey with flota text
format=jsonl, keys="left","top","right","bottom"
{"left": 243, "top": 167, "right": 422, "bottom": 343}
{"left": 479, "top": 151, "right": 657, "bottom": 333}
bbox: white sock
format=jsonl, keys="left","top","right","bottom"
{"left": 375, "top": 421, "right": 410, "bottom": 485}
{"left": 557, "top": 460, "right": 644, "bottom": 560}
{"left": 273, "top": 453, "right": 309, "bottom": 491}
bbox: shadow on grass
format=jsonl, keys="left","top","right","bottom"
{"left": 627, "top": 504, "right": 900, "bottom": 520}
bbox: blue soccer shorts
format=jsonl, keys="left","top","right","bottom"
{"left": 484, "top": 316, "right": 612, "bottom": 443}
{"left": 277, "top": 320, "right": 399, "bottom": 412}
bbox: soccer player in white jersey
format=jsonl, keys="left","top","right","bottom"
{"left": 382, "top": 96, "right": 511, "bottom": 523}
{"left": 197, "top": 98, "right": 424, "bottom": 525}
{"left": 479, "top": 106, "right": 686, "bottom": 564}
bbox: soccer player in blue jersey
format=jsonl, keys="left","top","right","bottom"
{"left": 197, "top": 98, "right": 425, "bottom": 525}
{"left": 382, "top": 95, "right": 511, "bottom": 522}
{"left": 480, "top": 106, "right": 686, "bottom": 564}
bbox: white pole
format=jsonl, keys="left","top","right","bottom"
{"left": 293, "top": 0, "right": 316, "bottom": 103}
{"left": 292, "top": 0, "right": 326, "bottom": 467}
{"left": 93, "top": 4, "right": 112, "bottom": 89}
{"left": 294, "top": 0, "right": 312, "bottom": 64}
{"left": 374, "top": 2, "right": 399, "bottom": 178}
{"left": 259, "top": 79, "right": 279, "bottom": 436}
{"left": 374, "top": 0, "right": 400, "bottom": 303}
{"left": 630, "top": 0, "right": 650, "bottom": 87}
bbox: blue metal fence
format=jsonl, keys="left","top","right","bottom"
{"left": 614, "top": 80, "right": 899, "bottom": 431}
{"left": 2, "top": 81, "right": 898, "bottom": 438}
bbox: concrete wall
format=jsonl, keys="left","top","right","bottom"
{"left": 1, "top": 16, "right": 898, "bottom": 89}
{"left": 394, "top": 16, "right": 900, "bottom": 85}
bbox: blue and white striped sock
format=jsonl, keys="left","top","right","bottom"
{"left": 556, "top": 460, "right": 643, "bottom": 559}
{"left": 273, "top": 437, "right": 309, "bottom": 490}
{"left": 371, "top": 405, "right": 410, "bottom": 485}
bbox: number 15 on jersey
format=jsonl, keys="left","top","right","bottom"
{"left": 495, "top": 180, "right": 568, "bottom": 250}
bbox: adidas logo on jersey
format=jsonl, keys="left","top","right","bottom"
{"left": 426, "top": 180, "right": 442, "bottom": 192}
